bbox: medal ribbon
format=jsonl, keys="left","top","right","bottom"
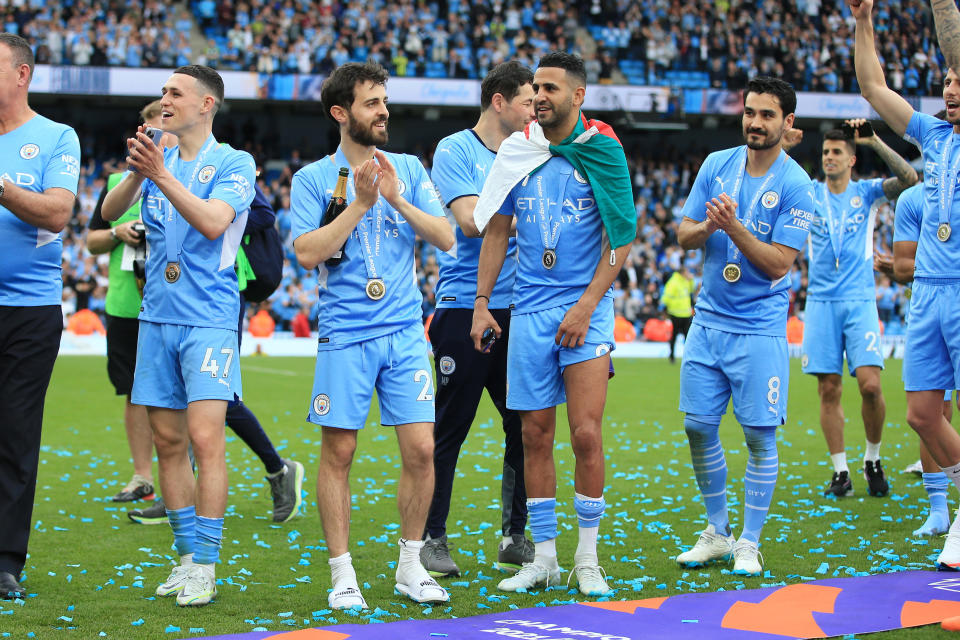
{"left": 164, "top": 134, "right": 218, "bottom": 268}
{"left": 938, "top": 130, "right": 960, "bottom": 231}
{"left": 725, "top": 147, "right": 787, "bottom": 267}
{"left": 821, "top": 181, "right": 848, "bottom": 268}
{"left": 334, "top": 147, "right": 383, "bottom": 283}
{"left": 535, "top": 171, "right": 570, "bottom": 255}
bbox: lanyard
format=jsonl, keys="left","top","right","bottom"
{"left": 821, "top": 181, "right": 848, "bottom": 269}
{"left": 164, "top": 135, "right": 217, "bottom": 266}
{"left": 334, "top": 147, "right": 384, "bottom": 281}
{"left": 535, "top": 170, "right": 570, "bottom": 252}
{"left": 938, "top": 130, "right": 960, "bottom": 228}
{"left": 726, "top": 147, "right": 786, "bottom": 266}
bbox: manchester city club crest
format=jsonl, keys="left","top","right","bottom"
{"left": 439, "top": 356, "right": 456, "bottom": 375}
{"left": 396, "top": 178, "right": 406, "bottom": 195}
{"left": 802, "top": 354, "right": 809, "bottom": 368}
{"left": 573, "top": 169, "right": 588, "bottom": 184}
{"left": 761, "top": 190, "right": 779, "bottom": 208}
{"left": 19, "top": 143, "right": 39, "bottom": 159}
{"left": 850, "top": 196, "right": 863, "bottom": 208}
{"left": 595, "top": 344, "right": 611, "bottom": 357}
{"left": 312, "top": 393, "right": 331, "bottom": 416}
{"left": 198, "top": 165, "right": 216, "bottom": 183}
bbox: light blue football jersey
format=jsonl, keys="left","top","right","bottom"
{"left": 431, "top": 129, "right": 517, "bottom": 310}
{"left": 904, "top": 112, "right": 960, "bottom": 280}
{"left": 681, "top": 146, "right": 815, "bottom": 336}
{"left": 139, "top": 134, "right": 256, "bottom": 330}
{"left": 290, "top": 147, "right": 445, "bottom": 347}
{"left": 807, "top": 178, "right": 885, "bottom": 301}
{"left": 894, "top": 183, "right": 923, "bottom": 244}
{"left": 498, "top": 155, "right": 611, "bottom": 313}
{"left": 0, "top": 114, "right": 80, "bottom": 306}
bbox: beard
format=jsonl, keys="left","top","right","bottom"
{"left": 744, "top": 128, "right": 783, "bottom": 150}
{"left": 537, "top": 97, "right": 573, "bottom": 129}
{"left": 347, "top": 113, "right": 388, "bottom": 147}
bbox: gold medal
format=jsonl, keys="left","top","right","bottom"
{"left": 542, "top": 248, "right": 557, "bottom": 270}
{"left": 365, "top": 278, "right": 386, "bottom": 301}
{"left": 938, "top": 222, "right": 952, "bottom": 242}
{"left": 722, "top": 263, "right": 741, "bottom": 283}
{"left": 164, "top": 262, "right": 181, "bottom": 283}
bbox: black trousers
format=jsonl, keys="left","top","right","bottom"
{"left": 425, "top": 307, "right": 527, "bottom": 538}
{"left": 226, "top": 296, "right": 283, "bottom": 475}
{"left": 669, "top": 314, "right": 693, "bottom": 359}
{"left": 0, "top": 305, "right": 62, "bottom": 577}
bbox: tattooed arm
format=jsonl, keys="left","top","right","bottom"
{"left": 932, "top": 0, "right": 960, "bottom": 75}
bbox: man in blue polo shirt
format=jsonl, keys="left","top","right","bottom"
{"left": 852, "top": 0, "right": 960, "bottom": 569}
{"left": 422, "top": 60, "right": 535, "bottom": 578}
{"left": 675, "top": 76, "right": 814, "bottom": 576}
{"left": 102, "top": 65, "right": 256, "bottom": 607}
{"left": 291, "top": 62, "right": 454, "bottom": 609}
{"left": 792, "top": 120, "right": 916, "bottom": 499}
{"left": 0, "top": 33, "right": 80, "bottom": 600}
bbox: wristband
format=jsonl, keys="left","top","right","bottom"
{"left": 110, "top": 227, "right": 119, "bottom": 243}
{"left": 475, "top": 294, "right": 490, "bottom": 304}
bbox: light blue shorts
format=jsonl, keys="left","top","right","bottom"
{"left": 801, "top": 299, "right": 884, "bottom": 377}
{"left": 131, "top": 321, "right": 241, "bottom": 410}
{"left": 506, "top": 297, "right": 615, "bottom": 411}
{"left": 904, "top": 280, "right": 960, "bottom": 392}
{"left": 308, "top": 322, "right": 435, "bottom": 428}
{"left": 679, "top": 323, "right": 788, "bottom": 427}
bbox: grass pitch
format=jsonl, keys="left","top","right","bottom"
{"left": 0, "top": 355, "right": 952, "bottom": 638}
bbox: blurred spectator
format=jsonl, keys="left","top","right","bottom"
{"left": 248, "top": 307, "right": 276, "bottom": 337}
{"left": 67, "top": 308, "right": 106, "bottom": 335}
{"left": 291, "top": 305, "right": 312, "bottom": 338}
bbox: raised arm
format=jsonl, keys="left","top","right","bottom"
{"left": 932, "top": 0, "right": 960, "bottom": 76}
{"left": 846, "top": 118, "right": 918, "bottom": 198}
{"left": 850, "top": 0, "right": 915, "bottom": 136}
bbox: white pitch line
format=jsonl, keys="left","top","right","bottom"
{"left": 242, "top": 365, "right": 300, "bottom": 377}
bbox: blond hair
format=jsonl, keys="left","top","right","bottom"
{"left": 140, "top": 99, "right": 162, "bottom": 122}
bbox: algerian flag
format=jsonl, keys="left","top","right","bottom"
{"left": 474, "top": 111, "right": 636, "bottom": 249}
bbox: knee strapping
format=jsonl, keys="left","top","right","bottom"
{"left": 743, "top": 425, "right": 778, "bottom": 457}
{"left": 684, "top": 414, "right": 721, "bottom": 444}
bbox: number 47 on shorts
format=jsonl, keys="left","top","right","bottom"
{"left": 201, "top": 347, "right": 235, "bottom": 378}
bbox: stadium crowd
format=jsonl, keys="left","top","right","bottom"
{"left": 1, "top": 0, "right": 948, "bottom": 94}
{"left": 6, "top": 0, "right": 918, "bottom": 337}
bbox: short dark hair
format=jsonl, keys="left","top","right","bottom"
{"left": 0, "top": 33, "right": 34, "bottom": 78}
{"left": 174, "top": 64, "right": 224, "bottom": 113}
{"left": 823, "top": 128, "right": 855, "bottom": 153}
{"left": 744, "top": 76, "right": 797, "bottom": 118}
{"left": 481, "top": 61, "right": 534, "bottom": 110}
{"left": 537, "top": 51, "right": 587, "bottom": 87}
{"left": 321, "top": 62, "right": 389, "bottom": 124}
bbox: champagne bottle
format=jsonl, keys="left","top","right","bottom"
{"left": 322, "top": 167, "right": 350, "bottom": 267}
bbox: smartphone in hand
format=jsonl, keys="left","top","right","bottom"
{"left": 480, "top": 328, "right": 497, "bottom": 353}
